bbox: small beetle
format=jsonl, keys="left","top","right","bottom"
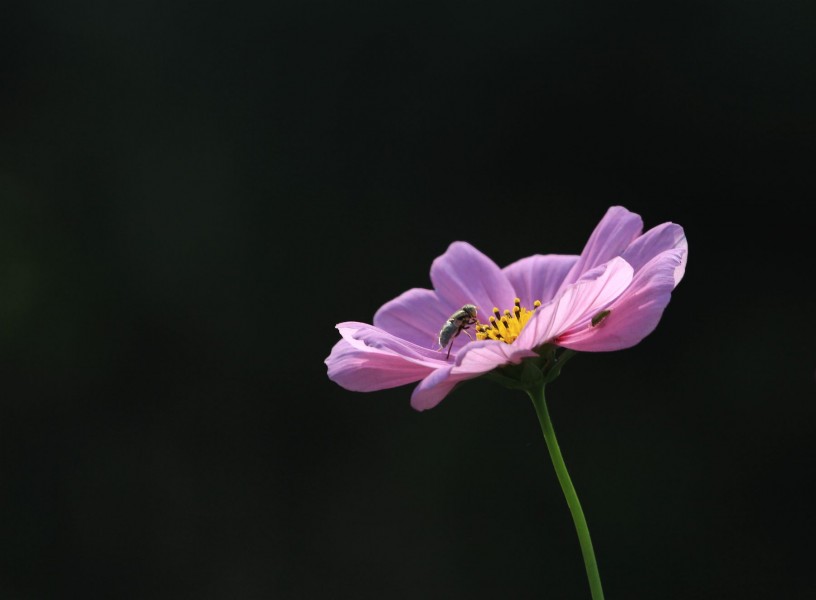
{"left": 438, "top": 304, "right": 478, "bottom": 359}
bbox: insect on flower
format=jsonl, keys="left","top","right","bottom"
{"left": 438, "top": 304, "right": 478, "bottom": 359}
{"left": 327, "top": 206, "right": 687, "bottom": 411}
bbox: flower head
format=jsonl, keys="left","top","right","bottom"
{"left": 326, "top": 206, "right": 687, "bottom": 410}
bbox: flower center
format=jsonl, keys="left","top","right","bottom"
{"left": 475, "top": 297, "right": 541, "bottom": 344}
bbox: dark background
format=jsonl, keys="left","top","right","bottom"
{"left": 1, "top": 1, "right": 814, "bottom": 598}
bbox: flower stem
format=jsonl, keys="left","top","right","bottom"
{"left": 528, "top": 384, "right": 605, "bottom": 600}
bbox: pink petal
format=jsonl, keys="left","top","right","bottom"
{"left": 326, "top": 339, "right": 436, "bottom": 392}
{"left": 622, "top": 222, "right": 688, "bottom": 284}
{"left": 502, "top": 254, "right": 579, "bottom": 307}
{"left": 430, "top": 242, "right": 517, "bottom": 319}
{"left": 373, "top": 287, "right": 450, "bottom": 348}
{"left": 558, "top": 249, "right": 686, "bottom": 351}
{"left": 454, "top": 339, "right": 537, "bottom": 374}
{"left": 410, "top": 366, "right": 464, "bottom": 411}
{"left": 410, "top": 339, "right": 538, "bottom": 411}
{"left": 516, "top": 257, "right": 635, "bottom": 349}
{"left": 562, "top": 206, "right": 643, "bottom": 287}
{"left": 337, "top": 322, "right": 447, "bottom": 365}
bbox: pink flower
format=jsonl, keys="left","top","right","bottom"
{"left": 326, "top": 206, "right": 687, "bottom": 411}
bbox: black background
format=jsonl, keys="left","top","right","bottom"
{"left": 2, "top": 1, "right": 815, "bottom": 598}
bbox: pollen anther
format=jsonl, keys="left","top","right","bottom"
{"left": 476, "top": 298, "right": 542, "bottom": 345}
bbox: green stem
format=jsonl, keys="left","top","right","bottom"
{"left": 528, "top": 384, "right": 605, "bottom": 600}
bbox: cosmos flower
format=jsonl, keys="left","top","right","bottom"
{"left": 326, "top": 206, "right": 687, "bottom": 411}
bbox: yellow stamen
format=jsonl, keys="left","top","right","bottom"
{"left": 476, "top": 298, "right": 542, "bottom": 344}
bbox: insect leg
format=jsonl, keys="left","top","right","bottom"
{"left": 445, "top": 328, "right": 463, "bottom": 359}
